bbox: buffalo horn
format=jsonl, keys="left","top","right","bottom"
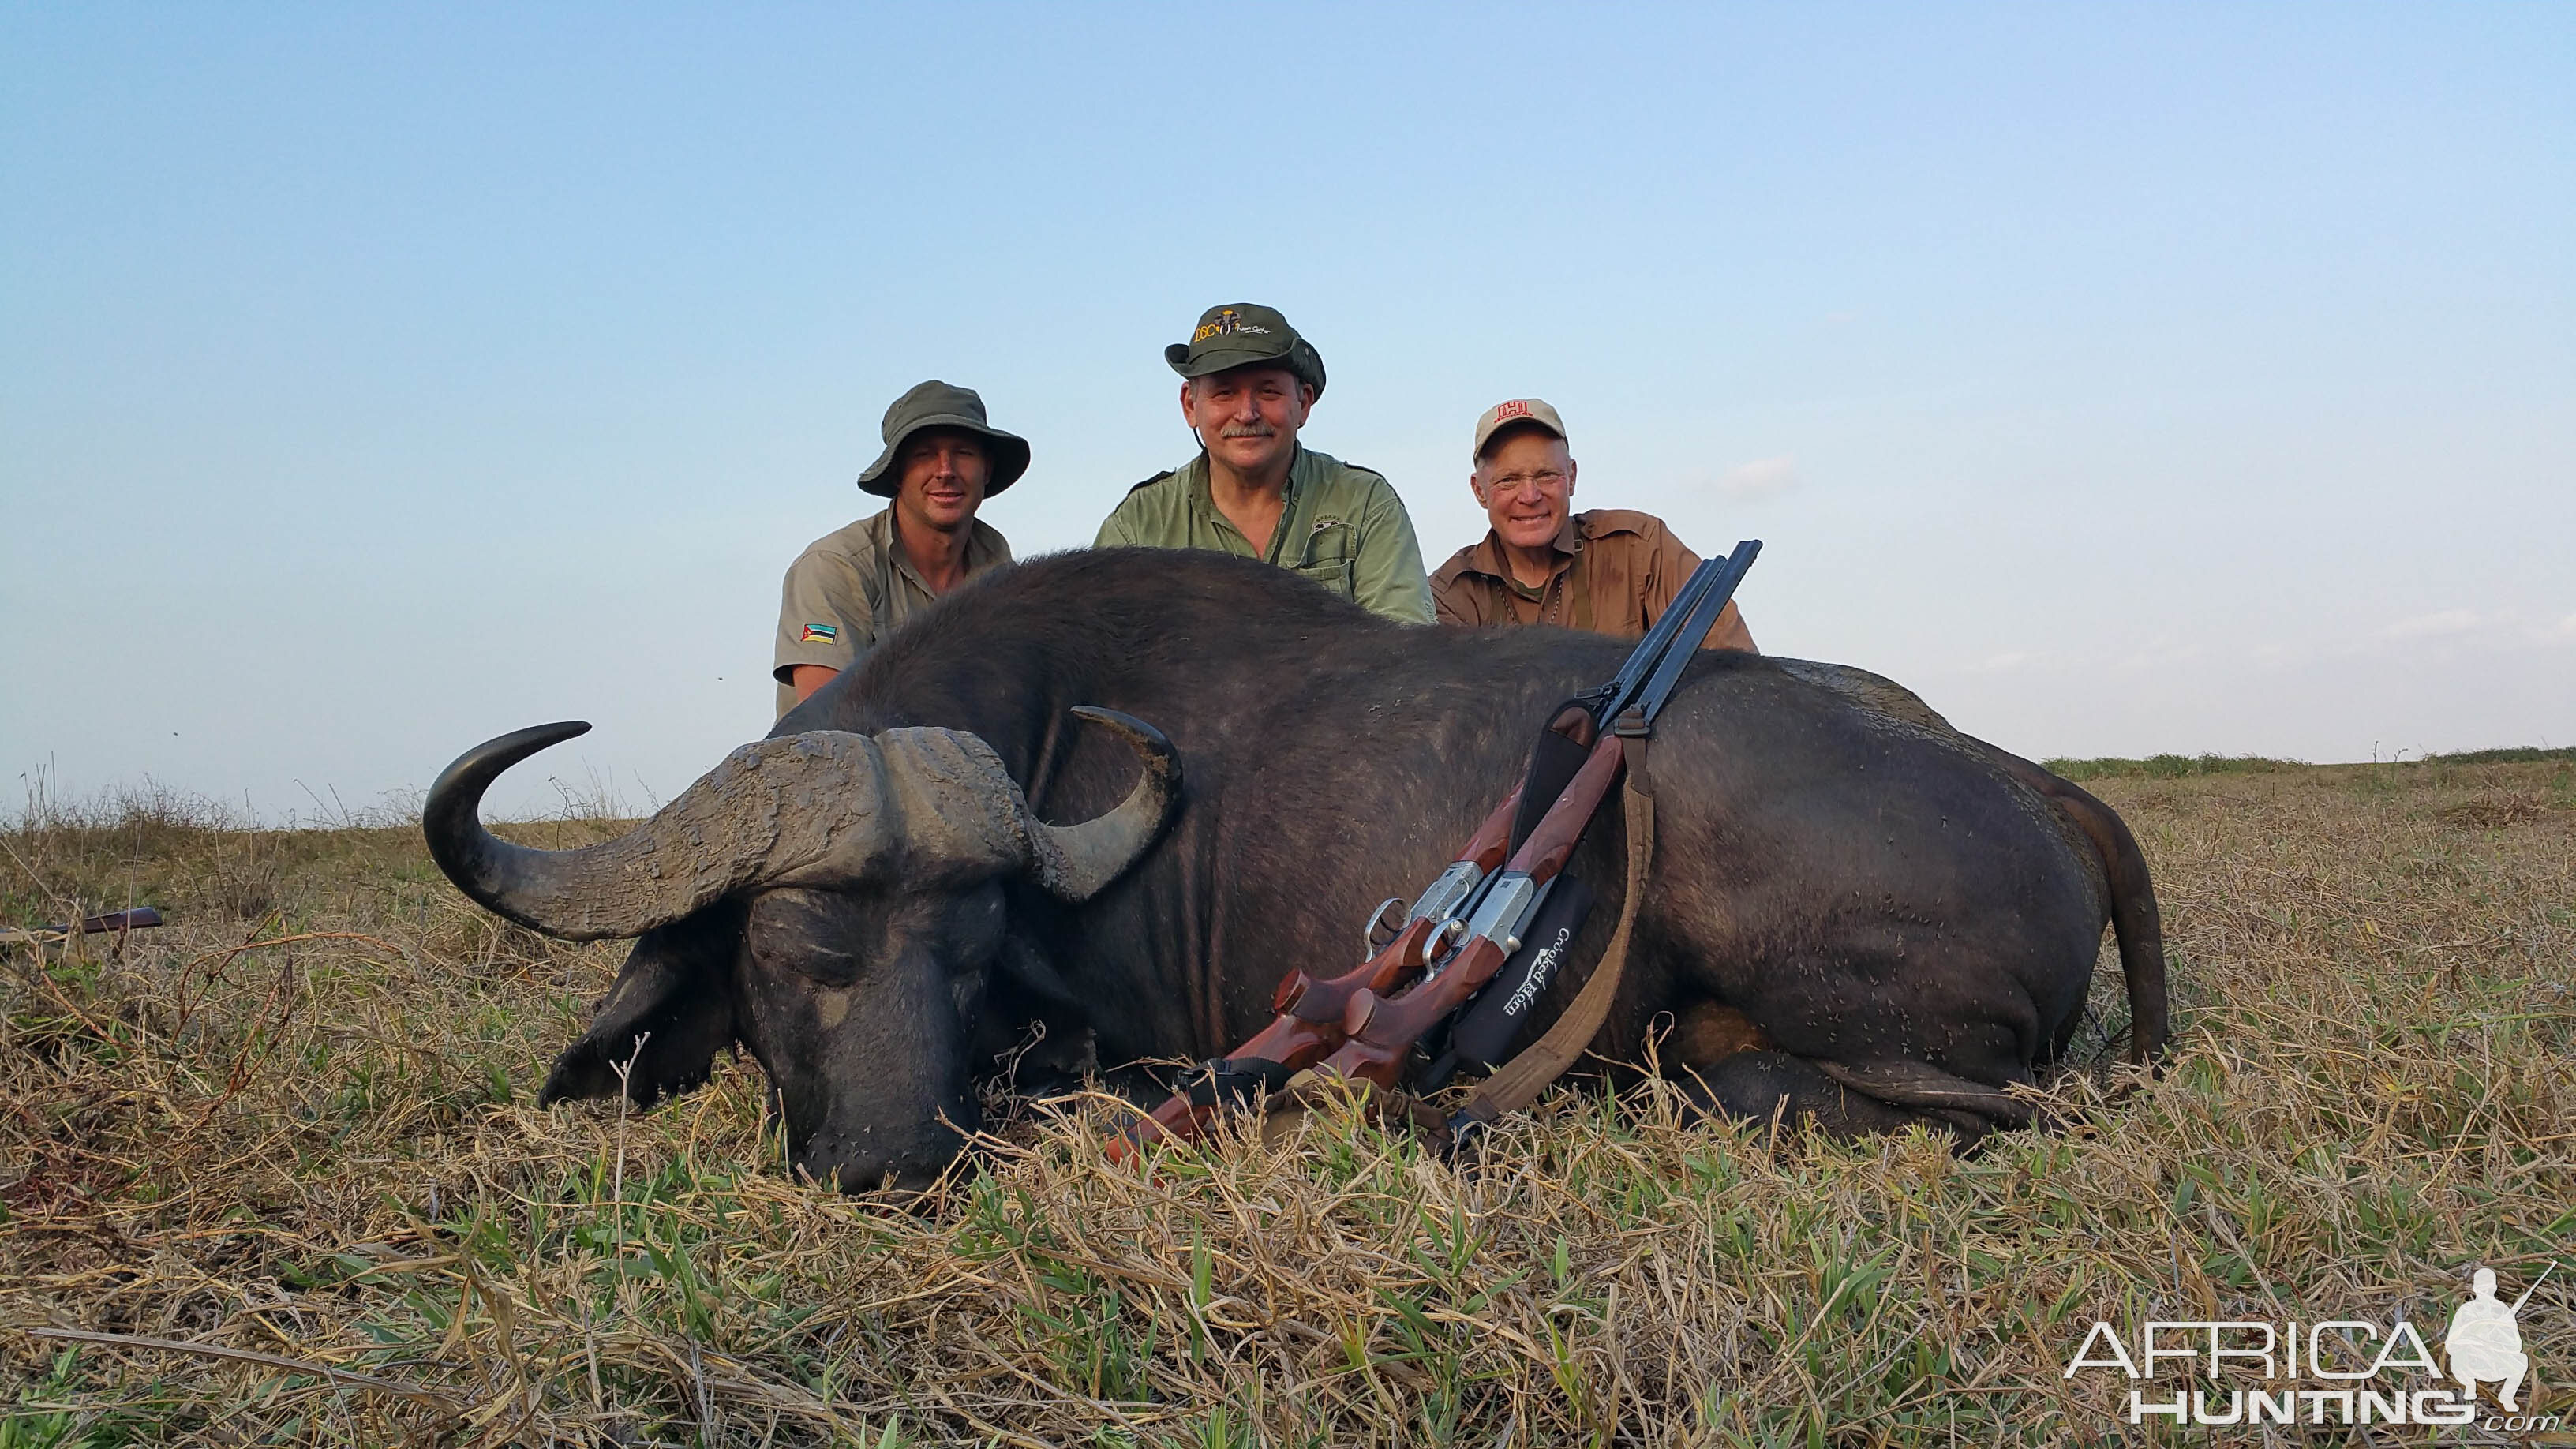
{"left": 421, "top": 709, "right": 1179, "bottom": 940}
{"left": 1017, "top": 706, "right": 1182, "bottom": 901}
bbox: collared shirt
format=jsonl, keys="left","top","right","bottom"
{"left": 773, "top": 507, "right": 1013, "bottom": 715}
{"left": 1094, "top": 446, "right": 1435, "bottom": 624}
{"left": 1429, "top": 508, "right": 1755, "bottom": 650}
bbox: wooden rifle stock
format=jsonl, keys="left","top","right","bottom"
{"left": 1108, "top": 788, "right": 1522, "bottom": 1160}
{"left": 1311, "top": 728, "right": 1625, "bottom": 1093}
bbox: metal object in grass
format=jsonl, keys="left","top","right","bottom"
{"left": 0, "top": 906, "right": 164, "bottom": 947}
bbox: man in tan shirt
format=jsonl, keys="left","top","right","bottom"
{"left": 1429, "top": 398, "right": 1755, "bottom": 650}
{"left": 773, "top": 380, "right": 1025, "bottom": 715}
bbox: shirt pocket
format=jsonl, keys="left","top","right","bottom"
{"left": 1287, "top": 519, "right": 1357, "bottom": 599}
{"left": 1283, "top": 557, "right": 1356, "bottom": 600}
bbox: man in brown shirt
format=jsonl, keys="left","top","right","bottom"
{"left": 1429, "top": 398, "right": 1756, "bottom": 650}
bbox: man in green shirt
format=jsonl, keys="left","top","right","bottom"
{"left": 1095, "top": 303, "right": 1432, "bottom": 623}
{"left": 773, "top": 380, "right": 1024, "bottom": 716}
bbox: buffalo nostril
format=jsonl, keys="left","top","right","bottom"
{"left": 796, "top": 1140, "right": 968, "bottom": 1200}
{"left": 797, "top": 1159, "right": 949, "bottom": 1208}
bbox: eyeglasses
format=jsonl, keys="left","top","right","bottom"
{"left": 1485, "top": 470, "right": 1567, "bottom": 492}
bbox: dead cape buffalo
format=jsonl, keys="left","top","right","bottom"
{"left": 425, "top": 549, "right": 2167, "bottom": 1190}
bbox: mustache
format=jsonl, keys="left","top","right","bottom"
{"left": 1218, "top": 423, "right": 1277, "bottom": 440}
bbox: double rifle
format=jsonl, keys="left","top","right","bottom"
{"left": 1113, "top": 540, "right": 1762, "bottom": 1161}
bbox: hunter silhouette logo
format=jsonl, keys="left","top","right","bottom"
{"left": 2447, "top": 1264, "right": 2548, "bottom": 1410}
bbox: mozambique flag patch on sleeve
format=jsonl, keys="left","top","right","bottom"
{"left": 799, "top": 623, "right": 839, "bottom": 644}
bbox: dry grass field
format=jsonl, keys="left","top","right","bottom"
{"left": 3, "top": 751, "right": 2570, "bottom": 1447}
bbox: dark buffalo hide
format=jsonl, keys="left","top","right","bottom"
{"left": 427, "top": 549, "right": 2166, "bottom": 1189}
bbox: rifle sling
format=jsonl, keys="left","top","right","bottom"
{"left": 1457, "top": 728, "right": 1656, "bottom": 1126}
{"left": 1458, "top": 549, "right": 1748, "bottom": 1123}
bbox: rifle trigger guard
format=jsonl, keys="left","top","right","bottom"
{"left": 1419, "top": 917, "right": 1466, "bottom": 966}
{"left": 1361, "top": 896, "right": 1406, "bottom": 958}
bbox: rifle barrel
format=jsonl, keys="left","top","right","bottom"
{"left": 1626, "top": 539, "right": 1760, "bottom": 726}
{"left": 2508, "top": 1261, "right": 2558, "bottom": 1314}
{"left": 1593, "top": 556, "right": 1726, "bottom": 721}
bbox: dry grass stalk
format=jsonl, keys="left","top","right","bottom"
{"left": 2, "top": 756, "right": 2570, "bottom": 1445}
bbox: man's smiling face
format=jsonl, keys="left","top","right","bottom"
{"left": 893, "top": 429, "right": 992, "bottom": 535}
{"left": 1472, "top": 425, "right": 1578, "bottom": 554}
{"left": 1180, "top": 365, "right": 1312, "bottom": 478}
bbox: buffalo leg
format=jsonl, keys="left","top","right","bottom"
{"left": 1679, "top": 1050, "right": 1986, "bottom": 1146}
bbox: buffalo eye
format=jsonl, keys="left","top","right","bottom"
{"left": 744, "top": 888, "right": 874, "bottom": 988}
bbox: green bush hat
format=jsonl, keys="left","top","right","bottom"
{"left": 1164, "top": 303, "right": 1327, "bottom": 399}
{"left": 855, "top": 380, "right": 1032, "bottom": 499}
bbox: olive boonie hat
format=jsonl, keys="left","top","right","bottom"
{"left": 1164, "top": 302, "right": 1327, "bottom": 399}
{"left": 855, "top": 380, "right": 1032, "bottom": 499}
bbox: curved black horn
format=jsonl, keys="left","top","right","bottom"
{"left": 1022, "top": 706, "right": 1184, "bottom": 900}
{"left": 423, "top": 721, "right": 599, "bottom": 933}
{"left": 425, "top": 721, "right": 903, "bottom": 942}
{"left": 425, "top": 709, "right": 1180, "bottom": 937}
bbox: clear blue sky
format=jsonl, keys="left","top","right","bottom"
{"left": 5, "top": 5, "right": 2569, "bottom": 820}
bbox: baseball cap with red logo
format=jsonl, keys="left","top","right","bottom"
{"left": 1471, "top": 397, "right": 1568, "bottom": 462}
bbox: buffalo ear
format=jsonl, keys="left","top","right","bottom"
{"left": 539, "top": 908, "right": 741, "bottom": 1108}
